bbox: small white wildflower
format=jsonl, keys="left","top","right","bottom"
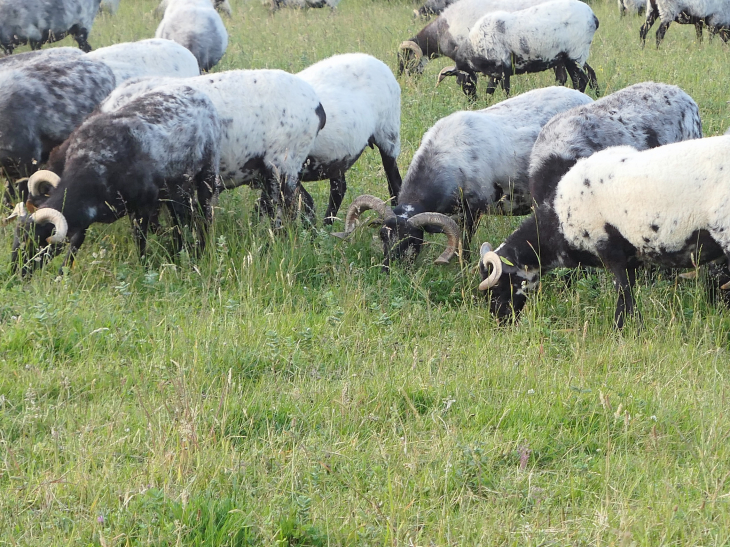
{"left": 527, "top": 389, "right": 535, "bottom": 395}
{"left": 651, "top": 415, "right": 657, "bottom": 421}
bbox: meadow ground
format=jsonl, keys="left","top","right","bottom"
{"left": 2, "top": 0, "right": 730, "bottom": 544}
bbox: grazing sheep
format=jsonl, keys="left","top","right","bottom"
{"left": 156, "top": 0, "right": 228, "bottom": 71}
{"left": 296, "top": 53, "right": 402, "bottom": 225}
{"left": 442, "top": 0, "right": 599, "bottom": 97}
{"left": 0, "top": 53, "right": 115, "bottom": 201}
{"left": 99, "top": 71, "right": 326, "bottom": 223}
{"left": 87, "top": 39, "right": 201, "bottom": 82}
{"left": 640, "top": 0, "right": 730, "bottom": 46}
{"left": 11, "top": 85, "right": 222, "bottom": 276}
{"left": 528, "top": 82, "right": 703, "bottom": 206}
{"left": 334, "top": 87, "right": 592, "bottom": 269}
{"left": 398, "top": 0, "right": 559, "bottom": 85}
{"left": 478, "top": 136, "right": 730, "bottom": 328}
{"left": 0, "top": 0, "right": 101, "bottom": 55}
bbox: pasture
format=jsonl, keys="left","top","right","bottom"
{"left": 1, "top": 0, "right": 730, "bottom": 544}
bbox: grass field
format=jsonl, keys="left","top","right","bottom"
{"left": 2, "top": 0, "right": 730, "bottom": 544}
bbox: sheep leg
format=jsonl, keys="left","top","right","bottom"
{"left": 564, "top": 60, "right": 589, "bottom": 93}
{"left": 655, "top": 21, "right": 671, "bottom": 47}
{"left": 324, "top": 175, "right": 346, "bottom": 226}
{"left": 457, "top": 70, "right": 478, "bottom": 99}
{"left": 500, "top": 74, "right": 511, "bottom": 96}
{"left": 59, "top": 229, "right": 87, "bottom": 274}
{"left": 485, "top": 77, "right": 498, "bottom": 95}
{"left": 583, "top": 63, "right": 600, "bottom": 96}
{"left": 378, "top": 147, "right": 402, "bottom": 203}
{"left": 192, "top": 164, "right": 218, "bottom": 253}
{"left": 131, "top": 212, "right": 151, "bottom": 260}
{"left": 640, "top": 4, "right": 658, "bottom": 45}
{"left": 294, "top": 183, "right": 316, "bottom": 226}
{"left": 695, "top": 20, "right": 704, "bottom": 41}
{"left": 554, "top": 65, "right": 568, "bottom": 86}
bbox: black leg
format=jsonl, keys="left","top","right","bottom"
{"left": 324, "top": 175, "right": 346, "bottom": 225}
{"left": 194, "top": 164, "right": 218, "bottom": 253}
{"left": 131, "top": 212, "right": 151, "bottom": 260}
{"left": 485, "top": 77, "right": 498, "bottom": 95}
{"left": 610, "top": 264, "right": 637, "bottom": 330}
{"left": 655, "top": 21, "right": 671, "bottom": 47}
{"left": 640, "top": 8, "right": 658, "bottom": 45}
{"left": 583, "top": 63, "right": 600, "bottom": 96}
{"left": 554, "top": 64, "right": 568, "bottom": 86}
{"left": 695, "top": 20, "right": 704, "bottom": 41}
{"left": 565, "top": 60, "right": 588, "bottom": 92}
{"left": 293, "top": 184, "right": 316, "bottom": 226}
{"left": 58, "top": 229, "right": 87, "bottom": 274}
{"left": 457, "top": 71, "right": 478, "bottom": 99}
{"left": 378, "top": 147, "right": 402, "bottom": 204}
{"left": 501, "top": 73, "right": 510, "bottom": 96}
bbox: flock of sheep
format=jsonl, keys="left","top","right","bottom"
{"left": 1, "top": 0, "right": 729, "bottom": 329}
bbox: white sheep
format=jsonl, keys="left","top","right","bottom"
{"left": 87, "top": 39, "right": 201, "bottom": 83}
{"left": 618, "top": 0, "right": 645, "bottom": 15}
{"left": 448, "top": 0, "right": 599, "bottom": 96}
{"left": 0, "top": 0, "right": 100, "bottom": 54}
{"left": 156, "top": 0, "right": 228, "bottom": 71}
{"left": 99, "top": 71, "right": 326, "bottom": 223}
{"left": 99, "top": 0, "right": 120, "bottom": 14}
{"left": 296, "top": 53, "right": 402, "bottom": 224}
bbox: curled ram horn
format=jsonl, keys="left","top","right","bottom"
{"left": 478, "top": 242, "right": 503, "bottom": 291}
{"left": 436, "top": 65, "right": 461, "bottom": 86}
{"left": 31, "top": 208, "right": 68, "bottom": 244}
{"left": 721, "top": 280, "right": 730, "bottom": 290}
{"left": 406, "top": 212, "right": 461, "bottom": 265}
{"left": 2, "top": 202, "right": 28, "bottom": 226}
{"left": 28, "top": 170, "right": 61, "bottom": 197}
{"left": 332, "top": 194, "right": 395, "bottom": 239}
{"left": 678, "top": 270, "right": 699, "bottom": 280}
{"left": 398, "top": 41, "right": 427, "bottom": 75}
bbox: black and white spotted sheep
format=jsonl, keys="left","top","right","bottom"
{"left": 0, "top": 0, "right": 101, "bottom": 55}
{"left": 87, "top": 39, "right": 201, "bottom": 82}
{"left": 270, "top": 0, "right": 340, "bottom": 10}
{"left": 618, "top": 0, "right": 645, "bottom": 15}
{"left": 414, "top": 0, "right": 458, "bottom": 17}
{"left": 477, "top": 136, "right": 730, "bottom": 329}
{"left": 334, "top": 87, "right": 592, "bottom": 270}
{"left": 444, "top": 0, "right": 599, "bottom": 98}
{"left": 296, "top": 53, "right": 402, "bottom": 225}
{"left": 11, "top": 85, "right": 222, "bottom": 276}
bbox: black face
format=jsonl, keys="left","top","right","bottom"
{"left": 478, "top": 261, "right": 529, "bottom": 321}
{"left": 11, "top": 218, "right": 58, "bottom": 276}
{"left": 380, "top": 217, "right": 424, "bottom": 270}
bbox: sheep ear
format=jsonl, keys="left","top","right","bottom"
{"left": 479, "top": 242, "right": 493, "bottom": 257}
{"left": 25, "top": 201, "right": 37, "bottom": 214}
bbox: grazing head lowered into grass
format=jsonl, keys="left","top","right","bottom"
{"left": 10, "top": 85, "right": 221, "bottom": 277}
{"left": 440, "top": 0, "right": 600, "bottom": 98}
{"left": 478, "top": 136, "right": 730, "bottom": 328}
{"left": 334, "top": 87, "right": 592, "bottom": 270}
{"left": 296, "top": 53, "right": 402, "bottom": 225}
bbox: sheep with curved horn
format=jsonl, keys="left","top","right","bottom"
{"left": 335, "top": 86, "right": 592, "bottom": 271}
{"left": 11, "top": 84, "right": 222, "bottom": 277}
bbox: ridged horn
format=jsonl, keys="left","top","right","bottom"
{"left": 721, "top": 280, "right": 730, "bottom": 290}
{"left": 678, "top": 271, "right": 698, "bottom": 280}
{"left": 399, "top": 40, "right": 423, "bottom": 62}
{"left": 478, "top": 243, "right": 503, "bottom": 291}
{"left": 436, "top": 65, "right": 459, "bottom": 86}
{"left": 406, "top": 212, "right": 461, "bottom": 265}
{"left": 31, "top": 208, "right": 68, "bottom": 244}
{"left": 332, "top": 194, "right": 395, "bottom": 239}
{"left": 28, "top": 170, "right": 61, "bottom": 197}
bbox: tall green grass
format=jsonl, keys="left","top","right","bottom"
{"left": 1, "top": 0, "right": 730, "bottom": 544}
